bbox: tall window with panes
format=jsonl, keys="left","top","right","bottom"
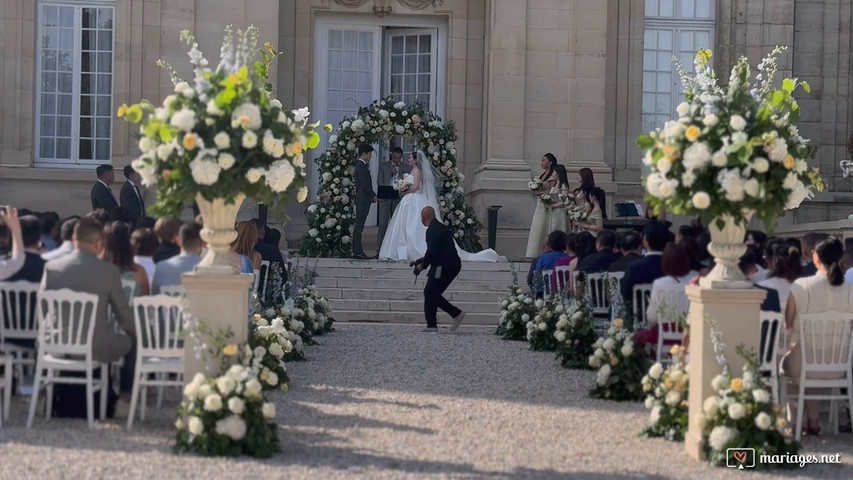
{"left": 36, "top": 1, "right": 114, "bottom": 167}
{"left": 642, "top": 0, "right": 715, "bottom": 135}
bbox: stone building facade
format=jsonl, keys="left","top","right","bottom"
{"left": 1, "top": 0, "right": 852, "bottom": 256}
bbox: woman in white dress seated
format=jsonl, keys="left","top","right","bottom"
{"left": 379, "top": 151, "right": 504, "bottom": 263}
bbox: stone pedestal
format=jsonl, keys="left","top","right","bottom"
{"left": 684, "top": 286, "right": 766, "bottom": 461}
{"left": 181, "top": 272, "right": 254, "bottom": 382}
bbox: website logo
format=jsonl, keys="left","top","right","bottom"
{"left": 727, "top": 448, "right": 755, "bottom": 469}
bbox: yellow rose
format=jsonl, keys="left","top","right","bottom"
{"left": 662, "top": 145, "right": 681, "bottom": 161}
{"left": 731, "top": 378, "right": 744, "bottom": 392}
{"left": 117, "top": 103, "right": 129, "bottom": 118}
{"left": 612, "top": 319, "right": 624, "bottom": 329}
{"left": 183, "top": 133, "right": 198, "bottom": 150}
{"left": 222, "top": 344, "right": 238, "bottom": 356}
{"left": 291, "top": 142, "right": 303, "bottom": 155}
{"left": 783, "top": 155, "right": 795, "bottom": 170}
{"left": 264, "top": 42, "right": 276, "bottom": 55}
{"left": 685, "top": 125, "right": 701, "bottom": 142}
{"left": 323, "top": 123, "right": 334, "bottom": 132}
{"left": 664, "top": 379, "right": 674, "bottom": 390}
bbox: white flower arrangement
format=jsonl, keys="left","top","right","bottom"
{"left": 496, "top": 283, "right": 537, "bottom": 341}
{"left": 525, "top": 297, "right": 562, "bottom": 352}
{"left": 553, "top": 299, "right": 598, "bottom": 369}
{"left": 175, "top": 367, "right": 279, "bottom": 458}
{"left": 394, "top": 173, "right": 415, "bottom": 193}
{"left": 118, "top": 26, "right": 322, "bottom": 219}
{"left": 638, "top": 47, "right": 827, "bottom": 231}
{"left": 589, "top": 319, "right": 650, "bottom": 401}
{"left": 249, "top": 314, "right": 294, "bottom": 391}
{"left": 641, "top": 346, "right": 689, "bottom": 441}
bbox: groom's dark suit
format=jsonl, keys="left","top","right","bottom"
{"left": 353, "top": 159, "right": 375, "bottom": 257}
{"left": 419, "top": 219, "right": 462, "bottom": 328}
{"left": 91, "top": 180, "right": 118, "bottom": 212}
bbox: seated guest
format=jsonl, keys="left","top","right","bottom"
{"left": 781, "top": 236, "right": 853, "bottom": 436}
{"left": 608, "top": 233, "right": 643, "bottom": 272}
{"left": 7, "top": 215, "right": 46, "bottom": 282}
{"left": 266, "top": 228, "right": 292, "bottom": 277}
{"left": 131, "top": 228, "right": 159, "bottom": 292}
{"left": 552, "top": 233, "right": 578, "bottom": 271}
{"left": 644, "top": 243, "right": 698, "bottom": 325}
{"left": 43, "top": 217, "right": 79, "bottom": 262}
{"left": 231, "top": 221, "right": 262, "bottom": 273}
{"left": 152, "top": 217, "right": 181, "bottom": 263}
{"left": 799, "top": 232, "right": 823, "bottom": 277}
{"left": 533, "top": 230, "right": 568, "bottom": 296}
{"left": 136, "top": 216, "right": 156, "bottom": 230}
{"left": 757, "top": 239, "right": 801, "bottom": 318}
{"left": 101, "top": 222, "right": 150, "bottom": 297}
{"left": 41, "top": 217, "right": 136, "bottom": 365}
{"left": 739, "top": 249, "right": 781, "bottom": 313}
{"left": 578, "top": 230, "right": 620, "bottom": 273}
{"left": 152, "top": 222, "right": 204, "bottom": 293}
{"left": 621, "top": 221, "right": 669, "bottom": 325}
{"left": 39, "top": 212, "right": 60, "bottom": 252}
{"left": 86, "top": 208, "right": 112, "bottom": 225}
{"left": 843, "top": 248, "right": 853, "bottom": 284}
{"left": 250, "top": 219, "right": 287, "bottom": 284}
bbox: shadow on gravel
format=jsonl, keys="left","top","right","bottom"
{"left": 294, "top": 385, "right": 442, "bottom": 411}
{"left": 282, "top": 401, "right": 437, "bottom": 435}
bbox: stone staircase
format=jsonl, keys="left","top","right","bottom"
{"left": 309, "top": 258, "right": 527, "bottom": 325}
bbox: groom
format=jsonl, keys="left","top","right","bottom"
{"left": 377, "top": 147, "right": 411, "bottom": 246}
{"left": 353, "top": 143, "right": 377, "bottom": 259}
{"left": 415, "top": 206, "right": 465, "bottom": 332}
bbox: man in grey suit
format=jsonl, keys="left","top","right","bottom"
{"left": 377, "top": 147, "right": 411, "bottom": 247}
{"left": 40, "top": 217, "right": 136, "bottom": 366}
{"left": 151, "top": 222, "right": 204, "bottom": 293}
{"left": 352, "top": 144, "right": 377, "bottom": 259}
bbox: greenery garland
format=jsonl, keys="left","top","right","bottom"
{"left": 299, "top": 97, "right": 483, "bottom": 257}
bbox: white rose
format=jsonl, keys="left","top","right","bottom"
{"left": 215, "top": 376, "right": 236, "bottom": 396}
{"left": 712, "top": 149, "right": 728, "bottom": 167}
{"left": 242, "top": 131, "right": 258, "bottom": 149}
{"left": 676, "top": 102, "right": 690, "bottom": 117}
{"left": 794, "top": 159, "right": 808, "bottom": 174}
{"left": 754, "top": 412, "right": 772, "bottom": 430}
{"left": 708, "top": 426, "right": 737, "bottom": 452}
{"left": 658, "top": 180, "right": 675, "bottom": 198}
{"left": 246, "top": 168, "right": 263, "bottom": 183}
{"left": 188, "top": 416, "right": 203, "bottom": 436}
{"left": 702, "top": 114, "right": 719, "bottom": 127}
{"left": 156, "top": 143, "right": 174, "bottom": 161}
{"left": 665, "top": 390, "right": 681, "bottom": 406}
{"left": 744, "top": 178, "right": 760, "bottom": 197}
{"left": 645, "top": 397, "right": 655, "bottom": 410}
{"left": 729, "top": 115, "right": 746, "bottom": 131}
{"left": 266, "top": 371, "right": 279, "bottom": 386}
{"left": 752, "top": 389, "right": 770, "bottom": 404}
{"left": 232, "top": 103, "right": 262, "bottom": 130}
{"left": 217, "top": 153, "right": 236, "bottom": 170}
{"left": 189, "top": 158, "right": 222, "bottom": 186}
{"left": 245, "top": 378, "right": 263, "bottom": 398}
{"left": 203, "top": 393, "right": 223, "bottom": 412}
{"left": 727, "top": 403, "right": 745, "bottom": 420}
{"left": 297, "top": 186, "right": 308, "bottom": 203}
{"left": 262, "top": 402, "right": 276, "bottom": 419}
{"left": 537, "top": 322, "right": 547, "bottom": 331}
{"left": 711, "top": 374, "right": 729, "bottom": 391}
{"left": 703, "top": 396, "right": 718, "bottom": 415}
{"left": 228, "top": 397, "right": 246, "bottom": 415}
{"left": 596, "top": 364, "right": 612, "bottom": 386}
{"left": 648, "top": 363, "right": 664, "bottom": 380}
{"left": 269, "top": 342, "right": 284, "bottom": 358}
{"left": 138, "top": 136, "right": 155, "bottom": 153}
{"left": 650, "top": 405, "right": 662, "bottom": 424}
{"left": 657, "top": 157, "right": 672, "bottom": 174}
{"left": 753, "top": 156, "right": 769, "bottom": 173}
{"left": 688, "top": 191, "right": 710, "bottom": 210}
{"left": 554, "top": 331, "right": 566, "bottom": 342}
{"left": 681, "top": 170, "right": 696, "bottom": 187}
{"left": 170, "top": 108, "right": 196, "bottom": 132}
{"left": 215, "top": 415, "right": 247, "bottom": 440}
{"left": 620, "top": 344, "right": 633, "bottom": 357}
{"left": 602, "top": 338, "right": 615, "bottom": 351}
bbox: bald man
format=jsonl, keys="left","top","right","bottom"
{"left": 415, "top": 207, "right": 465, "bottom": 332}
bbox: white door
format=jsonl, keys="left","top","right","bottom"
{"left": 313, "top": 23, "right": 381, "bottom": 224}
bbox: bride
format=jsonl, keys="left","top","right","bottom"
{"left": 379, "top": 151, "right": 504, "bottom": 262}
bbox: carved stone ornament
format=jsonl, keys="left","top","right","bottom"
{"left": 333, "top": 0, "right": 370, "bottom": 8}
{"left": 398, "top": 0, "right": 444, "bottom": 9}
{"left": 332, "top": 0, "right": 444, "bottom": 14}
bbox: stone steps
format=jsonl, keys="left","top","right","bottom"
{"left": 306, "top": 258, "right": 524, "bottom": 326}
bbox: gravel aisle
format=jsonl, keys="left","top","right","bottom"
{"left": 0, "top": 323, "right": 850, "bottom": 479}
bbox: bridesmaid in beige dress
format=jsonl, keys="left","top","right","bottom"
{"left": 569, "top": 168, "right": 604, "bottom": 234}
{"left": 547, "top": 165, "right": 571, "bottom": 233}
{"left": 525, "top": 153, "right": 559, "bottom": 258}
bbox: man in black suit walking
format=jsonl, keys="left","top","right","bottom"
{"left": 352, "top": 144, "right": 377, "bottom": 259}
{"left": 120, "top": 165, "right": 145, "bottom": 224}
{"left": 415, "top": 207, "right": 466, "bottom": 332}
{"left": 91, "top": 164, "right": 119, "bottom": 212}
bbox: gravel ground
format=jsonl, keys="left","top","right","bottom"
{"left": 0, "top": 323, "right": 851, "bottom": 479}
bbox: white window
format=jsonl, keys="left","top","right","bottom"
{"left": 36, "top": 1, "right": 114, "bottom": 168}
{"left": 313, "top": 16, "right": 446, "bottom": 223}
{"left": 642, "top": 0, "right": 714, "bottom": 134}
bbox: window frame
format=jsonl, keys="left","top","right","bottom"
{"left": 34, "top": 0, "right": 116, "bottom": 169}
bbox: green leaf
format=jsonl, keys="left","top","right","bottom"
{"left": 306, "top": 131, "right": 320, "bottom": 149}
{"left": 782, "top": 78, "right": 795, "bottom": 94}
{"left": 637, "top": 135, "right": 655, "bottom": 149}
{"left": 771, "top": 91, "right": 785, "bottom": 107}
{"left": 801, "top": 81, "right": 811, "bottom": 94}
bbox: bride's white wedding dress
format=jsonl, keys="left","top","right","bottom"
{"left": 379, "top": 154, "right": 504, "bottom": 263}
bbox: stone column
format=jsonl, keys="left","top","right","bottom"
{"left": 684, "top": 286, "right": 766, "bottom": 460}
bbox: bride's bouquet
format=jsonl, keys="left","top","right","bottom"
{"left": 394, "top": 173, "right": 414, "bottom": 193}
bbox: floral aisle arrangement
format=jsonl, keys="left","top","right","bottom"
{"left": 638, "top": 47, "right": 827, "bottom": 232}
{"left": 496, "top": 285, "right": 537, "bottom": 341}
{"left": 300, "top": 98, "right": 483, "bottom": 257}
{"left": 589, "top": 319, "right": 650, "bottom": 401}
{"left": 641, "top": 346, "right": 689, "bottom": 441}
{"left": 526, "top": 298, "right": 562, "bottom": 351}
{"left": 553, "top": 299, "right": 598, "bottom": 369}
{"left": 175, "top": 367, "right": 279, "bottom": 458}
{"left": 249, "top": 314, "right": 294, "bottom": 391}
{"left": 118, "top": 27, "right": 321, "bottom": 219}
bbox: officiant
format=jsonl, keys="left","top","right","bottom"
{"left": 377, "top": 146, "right": 411, "bottom": 246}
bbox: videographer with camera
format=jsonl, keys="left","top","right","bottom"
{"left": 413, "top": 206, "right": 466, "bottom": 333}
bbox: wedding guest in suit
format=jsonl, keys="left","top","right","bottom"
{"left": 40, "top": 217, "right": 136, "bottom": 365}
{"left": 799, "top": 232, "right": 823, "bottom": 277}
{"left": 152, "top": 223, "right": 203, "bottom": 294}
{"left": 42, "top": 217, "right": 79, "bottom": 262}
{"left": 130, "top": 227, "right": 159, "bottom": 292}
{"left": 608, "top": 232, "right": 643, "bottom": 272}
{"left": 415, "top": 206, "right": 465, "bottom": 332}
{"left": 152, "top": 217, "right": 181, "bottom": 262}
{"left": 136, "top": 216, "right": 156, "bottom": 231}
{"left": 91, "top": 164, "right": 119, "bottom": 212}
{"left": 0, "top": 207, "right": 25, "bottom": 281}
{"left": 353, "top": 144, "right": 377, "bottom": 259}
{"left": 621, "top": 221, "right": 669, "bottom": 327}
{"left": 250, "top": 220, "right": 287, "bottom": 284}
{"left": 101, "top": 221, "right": 150, "bottom": 297}
{"left": 86, "top": 208, "right": 112, "bottom": 225}
{"left": 120, "top": 165, "right": 146, "bottom": 225}
{"left": 6, "top": 215, "right": 45, "bottom": 282}
{"left": 39, "top": 212, "right": 60, "bottom": 251}
{"left": 578, "top": 230, "right": 620, "bottom": 273}
{"left": 377, "top": 147, "right": 411, "bottom": 247}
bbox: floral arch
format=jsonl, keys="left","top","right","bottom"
{"left": 299, "top": 97, "right": 483, "bottom": 258}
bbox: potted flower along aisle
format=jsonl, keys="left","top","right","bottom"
{"left": 118, "top": 27, "right": 323, "bottom": 274}
{"left": 638, "top": 47, "right": 826, "bottom": 288}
